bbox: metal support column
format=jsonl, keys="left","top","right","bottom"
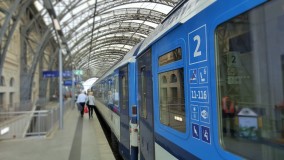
{"left": 71, "top": 64, "right": 75, "bottom": 108}
{"left": 0, "top": 0, "right": 20, "bottom": 42}
{"left": 59, "top": 48, "right": 63, "bottom": 129}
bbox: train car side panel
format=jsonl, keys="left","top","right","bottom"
{"left": 119, "top": 64, "right": 130, "bottom": 159}
{"left": 94, "top": 72, "right": 121, "bottom": 140}
{"left": 150, "top": 0, "right": 267, "bottom": 159}
{"left": 137, "top": 49, "right": 155, "bottom": 160}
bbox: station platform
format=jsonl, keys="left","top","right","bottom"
{"left": 0, "top": 104, "right": 115, "bottom": 160}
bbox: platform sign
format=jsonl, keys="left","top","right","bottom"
{"left": 43, "top": 71, "right": 73, "bottom": 78}
{"left": 201, "top": 126, "right": 211, "bottom": 144}
{"left": 63, "top": 71, "right": 72, "bottom": 77}
{"left": 63, "top": 80, "right": 77, "bottom": 86}
{"left": 188, "top": 25, "right": 207, "bottom": 65}
{"left": 64, "top": 80, "right": 72, "bottom": 86}
{"left": 192, "top": 123, "right": 200, "bottom": 139}
{"left": 43, "top": 71, "right": 59, "bottom": 78}
{"left": 74, "top": 70, "right": 83, "bottom": 75}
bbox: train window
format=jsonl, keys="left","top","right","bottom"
{"left": 121, "top": 70, "right": 129, "bottom": 110}
{"left": 159, "top": 47, "right": 182, "bottom": 66}
{"left": 121, "top": 75, "right": 126, "bottom": 109}
{"left": 159, "top": 68, "right": 185, "bottom": 132}
{"left": 215, "top": 1, "right": 284, "bottom": 159}
{"left": 140, "top": 67, "right": 147, "bottom": 118}
{"left": 113, "top": 75, "right": 119, "bottom": 111}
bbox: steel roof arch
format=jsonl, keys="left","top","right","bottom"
{"left": 32, "top": 0, "right": 182, "bottom": 77}
{"left": 68, "top": 22, "right": 152, "bottom": 51}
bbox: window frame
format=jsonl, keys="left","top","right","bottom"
{"left": 158, "top": 68, "right": 185, "bottom": 132}
{"left": 155, "top": 40, "right": 187, "bottom": 137}
{"left": 212, "top": 1, "right": 284, "bottom": 159}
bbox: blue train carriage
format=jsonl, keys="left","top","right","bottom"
{"left": 135, "top": 0, "right": 284, "bottom": 160}
{"left": 117, "top": 43, "right": 141, "bottom": 160}
{"left": 92, "top": 42, "right": 141, "bottom": 160}
{"left": 93, "top": 70, "right": 120, "bottom": 140}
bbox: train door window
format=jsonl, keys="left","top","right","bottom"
{"left": 121, "top": 68, "right": 128, "bottom": 110}
{"left": 215, "top": 1, "right": 284, "bottom": 159}
{"left": 159, "top": 47, "right": 182, "bottom": 66}
{"left": 103, "top": 82, "right": 107, "bottom": 103}
{"left": 114, "top": 75, "right": 119, "bottom": 110}
{"left": 158, "top": 46, "right": 185, "bottom": 132}
{"left": 121, "top": 75, "right": 126, "bottom": 109}
{"left": 140, "top": 66, "right": 147, "bottom": 118}
{"left": 159, "top": 69, "right": 185, "bottom": 132}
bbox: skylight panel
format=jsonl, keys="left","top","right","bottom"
{"left": 88, "top": 0, "right": 97, "bottom": 6}
{"left": 54, "top": 1, "right": 65, "bottom": 15}
{"left": 61, "top": 13, "right": 72, "bottom": 24}
{"left": 105, "top": 3, "right": 172, "bottom": 14}
{"left": 129, "top": 32, "right": 148, "bottom": 38}
{"left": 144, "top": 21, "right": 158, "bottom": 28}
{"left": 73, "top": 2, "right": 89, "bottom": 15}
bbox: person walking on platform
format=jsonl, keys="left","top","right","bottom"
{"left": 76, "top": 90, "right": 87, "bottom": 117}
{"left": 86, "top": 91, "right": 96, "bottom": 119}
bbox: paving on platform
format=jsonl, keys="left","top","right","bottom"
{"left": 0, "top": 105, "right": 115, "bottom": 160}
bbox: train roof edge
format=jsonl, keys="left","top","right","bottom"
{"left": 93, "top": 0, "right": 216, "bottom": 85}
{"left": 94, "top": 41, "right": 142, "bottom": 84}
{"left": 137, "top": 0, "right": 216, "bottom": 56}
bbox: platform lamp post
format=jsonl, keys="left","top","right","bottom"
{"left": 71, "top": 62, "right": 75, "bottom": 108}
{"left": 53, "top": 18, "right": 64, "bottom": 129}
{"left": 44, "top": 0, "right": 65, "bottom": 129}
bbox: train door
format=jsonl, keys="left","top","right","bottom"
{"left": 137, "top": 49, "right": 154, "bottom": 160}
{"left": 119, "top": 65, "right": 130, "bottom": 160}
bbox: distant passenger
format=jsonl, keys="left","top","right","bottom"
{"left": 76, "top": 90, "right": 87, "bottom": 117}
{"left": 86, "top": 91, "right": 95, "bottom": 119}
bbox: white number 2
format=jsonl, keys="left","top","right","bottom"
{"left": 193, "top": 35, "right": 201, "bottom": 57}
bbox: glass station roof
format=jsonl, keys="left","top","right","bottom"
{"left": 34, "top": 0, "right": 181, "bottom": 77}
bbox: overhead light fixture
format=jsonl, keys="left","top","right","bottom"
{"left": 34, "top": 1, "right": 43, "bottom": 11}
{"left": 53, "top": 18, "right": 61, "bottom": 30}
{"left": 1, "top": 127, "right": 10, "bottom": 135}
